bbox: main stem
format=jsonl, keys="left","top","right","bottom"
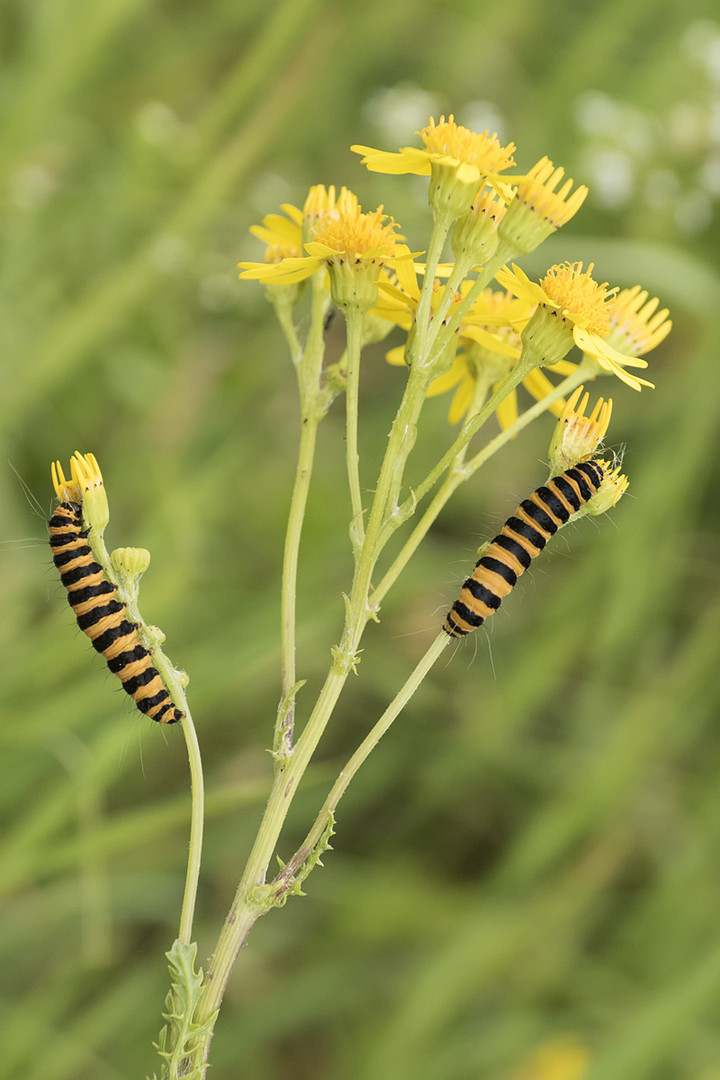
{"left": 192, "top": 353, "right": 437, "bottom": 1055}
{"left": 189, "top": 224, "right": 520, "bottom": 1065}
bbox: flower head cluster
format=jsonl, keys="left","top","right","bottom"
{"left": 240, "top": 115, "right": 672, "bottom": 427}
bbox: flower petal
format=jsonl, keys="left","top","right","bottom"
{"left": 495, "top": 389, "right": 519, "bottom": 430}
{"left": 238, "top": 256, "right": 323, "bottom": 283}
{"left": 448, "top": 376, "right": 476, "bottom": 423}
{"left": 427, "top": 357, "right": 468, "bottom": 397}
{"left": 351, "top": 145, "right": 431, "bottom": 175}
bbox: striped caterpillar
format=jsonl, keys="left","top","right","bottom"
{"left": 443, "top": 460, "right": 604, "bottom": 638}
{"left": 49, "top": 501, "right": 182, "bottom": 723}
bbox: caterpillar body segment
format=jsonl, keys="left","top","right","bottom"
{"left": 49, "top": 501, "right": 182, "bottom": 723}
{"left": 443, "top": 460, "right": 605, "bottom": 638}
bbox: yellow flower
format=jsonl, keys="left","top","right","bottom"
{"left": 604, "top": 285, "right": 671, "bottom": 356}
{"left": 496, "top": 262, "right": 654, "bottom": 391}
{"left": 499, "top": 157, "right": 588, "bottom": 255}
{"left": 248, "top": 203, "right": 304, "bottom": 263}
{"left": 247, "top": 184, "right": 358, "bottom": 265}
{"left": 51, "top": 451, "right": 109, "bottom": 535}
{"left": 587, "top": 464, "right": 629, "bottom": 513}
{"left": 352, "top": 115, "right": 517, "bottom": 219}
{"left": 240, "top": 187, "right": 411, "bottom": 310}
{"left": 353, "top": 114, "right": 516, "bottom": 180}
{"left": 548, "top": 385, "right": 612, "bottom": 472}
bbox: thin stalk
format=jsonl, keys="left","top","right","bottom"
{"left": 273, "top": 294, "right": 303, "bottom": 365}
{"left": 381, "top": 359, "right": 533, "bottom": 551}
{"left": 413, "top": 212, "right": 454, "bottom": 361}
{"left": 281, "top": 631, "right": 452, "bottom": 879}
{"left": 193, "top": 653, "right": 356, "bottom": 1048}
{"left": 344, "top": 307, "right": 365, "bottom": 550}
{"left": 150, "top": 651, "right": 204, "bottom": 947}
{"left": 421, "top": 250, "right": 503, "bottom": 361}
{"left": 85, "top": 523, "right": 205, "bottom": 946}
{"left": 348, "top": 362, "right": 431, "bottom": 624}
{"left": 277, "top": 411, "right": 319, "bottom": 743}
{"left": 277, "top": 275, "right": 328, "bottom": 751}
{"left": 177, "top": 707, "right": 204, "bottom": 946}
{"left": 371, "top": 362, "right": 595, "bottom": 609}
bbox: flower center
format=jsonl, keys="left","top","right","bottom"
{"left": 313, "top": 199, "right": 400, "bottom": 261}
{"left": 420, "top": 115, "right": 516, "bottom": 174}
{"left": 541, "top": 262, "right": 615, "bottom": 334}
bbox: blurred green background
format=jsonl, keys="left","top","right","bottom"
{"left": 2, "top": 1, "right": 720, "bottom": 1077}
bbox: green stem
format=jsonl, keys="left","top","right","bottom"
{"left": 86, "top": 523, "right": 205, "bottom": 947}
{"left": 177, "top": 706, "right": 204, "bottom": 946}
{"left": 344, "top": 307, "right": 365, "bottom": 551}
{"left": 413, "top": 211, "right": 453, "bottom": 361}
{"left": 380, "top": 360, "right": 530, "bottom": 552}
{"left": 277, "top": 275, "right": 328, "bottom": 753}
{"left": 147, "top": 642, "right": 204, "bottom": 947}
{"left": 371, "top": 362, "right": 596, "bottom": 608}
{"left": 193, "top": 653, "right": 355, "bottom": 1050}
{"left": 277, "top": 411, "right": 319, "bottom": 750}
{"left": 192, "top": 339, "right": 439, "bottom": 1059}
{"left": 282, "top": 631, "right": 452, "bottom": 879}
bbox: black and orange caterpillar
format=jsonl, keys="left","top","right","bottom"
{"left": 49, "top": 501, "right": 183, "bottom": 723}
{"left": 443, "top": 460, "right": 605, "bottom": 638}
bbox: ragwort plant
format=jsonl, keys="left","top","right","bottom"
{"left": 46, "top": 116, "right": 671, "bottom": 1079}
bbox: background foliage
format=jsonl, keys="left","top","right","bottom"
{"left": 2, "top": 1, "right": 720, "bottom": 1077}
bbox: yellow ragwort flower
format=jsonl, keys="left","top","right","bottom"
{"left": 352, "top": 115, "right": 517, "bottom": 219}
{"left": 239, "top": 186, "right": 411, "bottom": 311}
{"left": 51, "top": 451, "right": 109, "bottom": 534}
{"left": 247, "top": 184, "right": 361, "bottom": 266}
{"left": 496, "top": 262, "right": 654, "bottom": 391}
{"left": 498, "top": 157, "right": 588, "bottom": 255}
{"left": 588, "top": 464, "right": 629, "bottom": 513}
{"left": 604, "top": 285, "right": 671, "bottom": 356}
{"left": 248, "top": 203, "right": 304, "bottom": 264}
{"left": 353, "top": 114, "right": 516, "bottom": 180}
{"left": 548, "top": 385, "right": 612, "bottom": 472}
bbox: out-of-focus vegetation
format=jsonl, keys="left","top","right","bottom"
{"left": 2, "top": 1, "right": 720, "bottom": 1077}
